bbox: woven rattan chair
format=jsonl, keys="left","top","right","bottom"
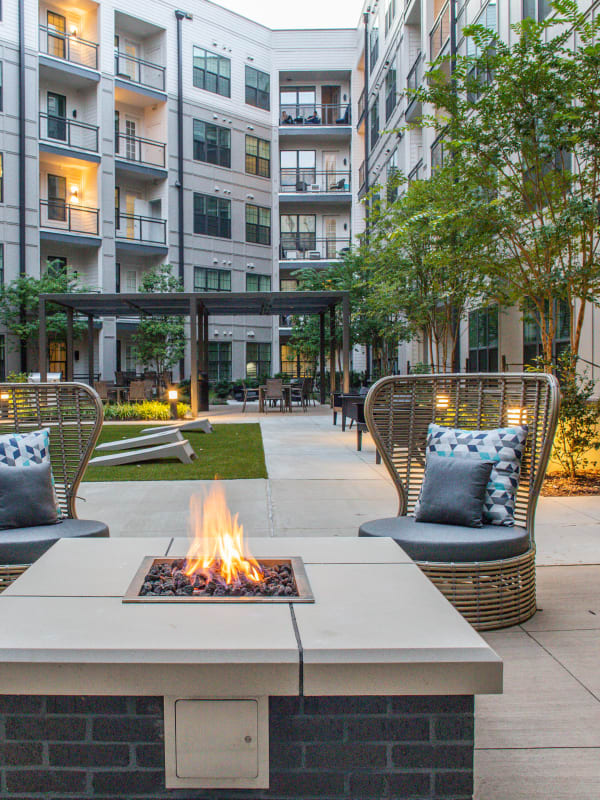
{"left": 0, "top": 382, "right": 109, "bottom": 592}
{"left": 360, "top": 373, "right": 560, "bottom": 630}
{"left": 128, "top": 380, "right": 146, "bottom": 403}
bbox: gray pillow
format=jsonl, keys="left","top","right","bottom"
{"left": 415, "top": 453, "right": 494, "bottom": 528}
{"left": 0, "top": 461, "right": 59, "bottom": 529}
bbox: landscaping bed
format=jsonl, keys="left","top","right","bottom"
{"left": 83, "top": 423, "right": 267, "bottom": 482}
{"left": 541, "top": 469, "right": 600, "bottom": 497}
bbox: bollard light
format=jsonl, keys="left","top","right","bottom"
{"left": 168, "top": 388, "right": 178, "bottom": 420}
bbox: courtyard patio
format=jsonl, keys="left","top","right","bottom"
{"left": 76, "top": 403, "right": 600, "bottom": 800}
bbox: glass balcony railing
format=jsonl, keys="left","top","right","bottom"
{"left": 40, "top": 200, "right": 99, "bottom": 235}
{"left": 114, "top": 50, "right": 165, "bottom": 92}
{"left": 39, "top": 25, "right": 98, "bottom": 70}
{"left": 115, "top": 132, "right": 166, "bottom": 168}
{"left": 280, "top": 103, "right": 351, "bottom": 126}
{"left": 279, "top": 170, "right": 351, "bottom": 193}
{"left": 279, "top": 237, "right": 351, "bottom": 261}
{"left": 39, "top": 113, "right": 99, "bottom": 152}
{"left": 408, "top": 158, "right": 424, "bottom": 183}
{"left": 430, "top": 1, "right": 451, "bottom": 62}
{"left": 115, "top": 211, "right": 166, "bottom": 244}
{"left": 358, "top": 89, "right": 366, "bottom": 123}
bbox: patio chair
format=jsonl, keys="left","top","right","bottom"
{"left": 128, "top": 380, "right": 146, "bottom": 403}
{"left": 359, "top": 373, "right": 560, "bottom": 630}
{"left": 242, "top": 381, "right": 259, "bottom": 412}
{"left": 291, "top": 377, "right": 314, "bottom": 411}
{"left": 94, "top": 380, "right": 111, "bottom": 403}
{"left": 264, "top": 378, "right": 285, "bottom": 412}
{"left": 0, "top": 382, "right": 109, "bottom": 592}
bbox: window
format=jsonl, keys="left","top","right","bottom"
{"left": 523, "top": 0, "right": 550, "bottom": 19}
{"left": 386, "top": 150, "right": 399, "bottom": 202}
{"left": 48, "top": 92, "right": 67, "bottom": 141}
{"left": 125, "top": 270, "right": 136, "bottom": 292}
{"left": 369, "top": 25, "right": 379, "bottom": 70}
{"left": 49, "top": 341, "right": 66, "bottom": 377}
{"left": 47, "top": 11, "right": 66, "bottom": 59}
{"left": 280, "top": 343, "right": 312, "bottom": 379}
{"left": 0, "top": 62, "right": 3, "bottom": 112}
{"left": 46, "top": 255, "right": 67, "bottom": 277}
{"left": 385, "top": 68, "right": 397, "bottom": 121}
{"left": 280, "top": 214, "right": 316, "bottom": 255}
{"left": 208, "top": 342, "right": 232, "bottom": 382}
{"left": 523, "top": 299, "right": 570, "bottom": 366}
{"left": 246, "top": 204, "right": 271, "bottom": 245}
{"left": 0, "top": 152, "right": 3, "bottom": 203}
{"left": 245, "top": 135, "right": 271, "bottom": 177}
{"left": 0, "top": 244, "right": 3, "bottom": 284}
{"left": 47, "top": 173, "right": 66, "bottom": 220}
{"left": 245, "top": 66, "right": 270, "bottom": 110}
{"left": 193, "top": 46, "right": 231, "bottom": 98}
{"left": 280, "top": 278, "right": 298, "bottom": 292}
{"left": 193, "top": 120, "right": 231, "bottom": 168}
{"left": 280, "top": 86, "right": 316, "bottom": 122}
{"left": 246, "top": 273, "right": 271, "bottom": 292}
{"left": 280, "top": 150, "right": 316, "bottom": 190}
{"left": 370, "top": 98, "right": 379, "bottom": 150}
{"left": 194, "top": 267, "right": 231, "bottom": 292}
{"left": 385, "top": 0, "right": 396, "bottom": 34}
{"left": 246, "top": 342, "right": 271, "bottom": 379}
{"left": 468, "top": 306, "right": 498, "bottom": 372}
{"left": 193, "top": 193, "right": 231, "bottom": 239}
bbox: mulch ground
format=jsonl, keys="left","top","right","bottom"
{"left": 542, "top": 469, "right": 600, "bottom": 497}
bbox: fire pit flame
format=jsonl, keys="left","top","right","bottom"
{"left": 183, "top": 486, "right": 263, "bottom": 585}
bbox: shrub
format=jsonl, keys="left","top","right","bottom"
{"left": 214, "top": 380, "right": 232, "bottom": 399}
{"left": 103, "top": 400, "right": 191, "bottom": 421}
{"left": 5, "top": 371, "right": 28, "bottom": 383}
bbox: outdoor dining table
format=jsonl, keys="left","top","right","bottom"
{"left": 111, "top": 386, "right": 129, "bottom": 403}
{"left": 258, "top": 384, "right": 292, "bottom": 412}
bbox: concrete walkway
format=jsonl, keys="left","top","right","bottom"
{"left": 79, "top": 404, "right": 600, "bottom": 799}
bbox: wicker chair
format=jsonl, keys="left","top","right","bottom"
{"left": 0, "top": 382, "right": 109, "bottom": 592}
{"left": 128, "top": 380, "right": 146, "bottom": 403}
{"left": 360, "top": 373, "right": 560, "bottom": 630}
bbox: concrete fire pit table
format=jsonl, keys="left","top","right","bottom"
{"left": 0, "top": 537, "right": 502, "bottom": 799}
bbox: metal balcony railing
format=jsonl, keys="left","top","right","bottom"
{"left": 358, "top": 161, "right": 366, "bottom": 192}
{"left": 280, "top": 170, "right": 351, "bottom": 193}
{"left": 115, "top": 132, "right": 166, "bottom": 168}
{"left": 39, "top": 25, "right": 98, "bottom": 70}
{"left": 40, "top": 200, "right": 99, "bottom": 235}
{"left": 430, "top": 1, "right": 451, "bottom": 62}
{"left": 114, "top": 50, "right": 165, "bottom": 92}
{"left": 358, "top": 89, "right": 366, "bottom": 124}
{"left": 407, "top": 53, "right": 424, "bottom": 94}
{"left": 280, "top": 103, "right": 351, "bottom": 126}
{"left": 408, "top": 158, "right": 424, "bottom": 183}
{"left": 279, "top": 237, "right": 351, "bottom": 261}
{"left": 39, "top": 113, "right": 99, "bottom": 152}
{"left": 115, "top": 211, "right": 167, "bottom": 244}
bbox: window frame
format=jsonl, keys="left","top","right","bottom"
{"left": 468, "top": 305, "right": 499, "bottom": 372}
{"left": 246, "top": 342, "right": 271, "bottom": 379}
{"left": 385, "top": 68, "right": 397, "bottom": 121}
{"left": 193, "top": 119, "right": 231, "bottom": 168}
{"left": 193, "top": 266, "right": 232, "bottom": 293}
{"left": 246, "top": 204, "right": 271, "bottom": 245}
{"left": 370, "top": 98, "right": 380, "bottom": 150}
{"left": 246, "top": 273, "right": 271, "bottom": 292}
{"left": 245, "top": 135, "right": 271, "bottom": 178}
{"left": 208, "top": 341, "right": 232, "bottom": 382}
{"left": 192, "top": 46, "right": 231, "bottom": 98}
{"left": 193, "top": 193, "right": 232, "bottom": 239}
{"left": 245, "top": 65, "right": 270, "bottom": 111}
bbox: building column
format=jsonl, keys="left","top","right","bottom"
{"left": 190, "top": 297, "right": 199, "bottom": 417}
{"left": 329, "top": 305, "right": 336, "bottom": 403}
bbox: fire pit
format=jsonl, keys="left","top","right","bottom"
{"left": 123, "top": 486, "right": 314, "bottom": 603}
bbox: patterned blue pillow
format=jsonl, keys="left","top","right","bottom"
{"left": 0, "top": 429, "right": 61, "bottom": 517}
{"left": 425, "top": 423, "right": 529, "bottom": 526}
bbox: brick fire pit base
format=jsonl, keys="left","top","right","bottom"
{"left": 0, "top": 694, "right": 474, "bottom": 799}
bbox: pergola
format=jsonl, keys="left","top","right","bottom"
{"left": 39, "top": 291, "right": 351, "bottom": 414}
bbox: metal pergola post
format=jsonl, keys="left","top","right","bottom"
{"left": 319, "top": 311, "right": 326, "bottom": 404}
{"left": 87, "top": 315, "right": 95, "bottom": 386}
{"left": 189, "top": 296, "right": 199, "bottom": 416}
{"left": 329, "top": 305, "right": 336, "bottom": 402}
{"left": 39, "top": 297, "right": 47, "bottom": 382}
{"left": 66, "top": 307, "right": 74, "bottom": 381}
{"left": 342, "top": 293, "right": 350, "bottom": 394}
{"left": 199, "top": 307, "right": 209, "bottom": 412}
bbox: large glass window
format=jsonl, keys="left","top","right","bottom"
{"left": 208, "top": 342, "right": 232, "bottom": 382}
{"left": 245, "top": 66, "right": 270, "bottom": 110}
{"left": 386, "top": 150, "right": 399, "bottom": 203}
{"left": 193, "top": 47, "right": 231, "bottom": 97}
{"left": 246, "top": 342, "right": 271, "bottom": 379}
{"left": 385, "top": 68, "right": 397, "bottom": 121}
{"left": 370, "top": 98, "right": 379, "bottom": 150}
{"left": 193, "top": 120, "right": 231, "bottom": 168}
{"left": 280, "top": 343, "right": 313, "bottom": 379}
{"left": 370, "top": 25, "right": 379, "bottom": 70}
{"left": 194, "top": 267, "right": 231, "bottom": 292}
{"left": 523, "top": 299, "right": 570, "bottom": 366}
{"left": 280, "top": 214, "right": 316, "bottom": 256}
{"left": 385, "top": 0, "right": 396, "bottom": 34}
{"left": 246, "top": 205, "right": 271, "bottom": 245}
{"left": 280, "top": 150, "right": 316, "bottom": 190}
{"left": 245, "top": 135, "right": 271, "bottom": 177}
{"left": 246, "top": 273, "right": 271, "bottom": 292}
{"left": 280, "top": 86, "right": 316, "bottom": 123}
{"left": 0, "top": 244, "right": 3, "bottom": 284}
{"left": 468, "top": 305, "right": 498, "bottom": 372}
{"left": 523, "top": 0, "right": 550, "bottom": 19}
{"left": 193, "top": 193, "right": 231, "bottom": 239}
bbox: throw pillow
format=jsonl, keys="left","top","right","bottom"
{"left": 0, "top": 428, "right": 61, "bottom": 517}
{"left": 415, "top": 452, "right": 494, "bottom": 527}
{"left": 0, "top": 461, "right": 58, "bottom": 529}
{"left": 424, "top": 423, "right": 529, "bottom": 526}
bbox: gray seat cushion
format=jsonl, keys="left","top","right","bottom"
{"left": 0, "top": 518, "right": 109, "bottom": 565}
{"left": 359, "top": 516, "right": 530, "bottom": 563}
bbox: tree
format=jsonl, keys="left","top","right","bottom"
{"left": 132, "top": 265, "right": 185, "bottom": 384}
{"left": 363, "top": 165, "right": 496, "bottom": 371}
{"left": 415, "top": 0, "right": 600, "bottom": 364}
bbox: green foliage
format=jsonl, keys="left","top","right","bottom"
{"left": 528, "top": 350, "right": 600, "bottom": 478}
{"left": 5, "top": 371, "right": 28, "bottom": 383}
{"left": 214, "top": 380, "right": 232, "bottom": 399}
{"left": 102, "top": 400, "right": 191, "bottom": 421}
{"left": 132, "top": 265, "right": 186, "bottom": 379}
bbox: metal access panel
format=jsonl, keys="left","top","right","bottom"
{"left": 164, "top": 696, "right": 269, "bottom": 789}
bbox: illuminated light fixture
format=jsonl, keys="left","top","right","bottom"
{"left": 436, "top": 393, "right": 450, "bottom": 411}
{"left": 0, "top": 392, "right": 9, "bottom": 401}
{"left": 70, "top": 26, "right": 78, "bottom": 36}
{"left": 168, "top": 388, "right": 179, "bottom": 420}
{"left": 70, "top": 185, "right": 79, "bottom": 203}
{"left": 507, "top": 407, "right": 527, "bottom": 426}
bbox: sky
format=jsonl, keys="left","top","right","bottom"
{"left": 212, "top": 0, "right": 364, "bottom": 30}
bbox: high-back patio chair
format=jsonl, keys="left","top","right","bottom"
{"left": 0, "top": 382, "right": 109, "bottom": 591}
{"left": 242, "top": 381, "right": 259, "bottom": 412}
{"left": 128, "top": 380, "right": 146, "bottom": 403}
{"left": 264, "top": 378, "right": 285, "bottom": 412}
{"left": 292, "top": 377, "right": 314, "bottom": 411}
{"left": 94, "top": 380, "right": 110, "bottom": 403}
{"left": 359, "top": 373, "right": 560, "bottom": 630}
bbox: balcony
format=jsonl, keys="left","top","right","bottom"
{"left": 279, "top": 170, "right": 351, "bottom": 205}
{"left": 279, "top": 103, "right": 351, "bottom": 143}
{"left": 115, "top": 132, "right": 166, "bottom": 178}
{"left": 357, "top": 88, "right": 366, "bottom": 128}
{"left": 40, "top": 199, "right": 100, "bottom": 242}
{"left": 115, "top": 212, "right": 167, "bottom": 253}
{"left": 405, "top": 53, "right": 424, "bottom": 122}
{"left": 279, "top": 237, "right": 351, "bottom": 263}
{"left": 39, "top": 25, "right": 98, "bottom": 71}
{"left": 39, "top": 114, "right": 99, "bottom": 159}
{"left": 114, "top": 50, "right": 165, "bottom": 95}
{"left": 358, "top": 161, "right": 366, "bottom": 198}
{"left": 430, "top": 1, "right": 451, "bottom": 62}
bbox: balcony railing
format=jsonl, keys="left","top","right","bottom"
{"left": 407, "top": 53, "right": 424, "bottom": 94}
{"left": 280, "top": 237, "right": 351, "bottom": 261}
{"left": 408, "top": 158, "right": 424, "bottom": 183}
{"left": 358, "top": 89, "right": 366, "bottom": 123}
{"left": 280, "top": 170, "right": 351, "bottom": 193}
{"left": 40, "top": 200, "right": 99, "bottom": 235}
{"left": 431, "top": 135, "right": 447, "bottom": 170}
{"left": 115, "top": 132, "right": 166, "bottom": 168}
{"left": 115, "top": 211, "right": 166, "bottom": 244}
{"left": 114, "top": 50, "right": 165, "bottom": 92}
{"left": 39, "top": 26, "right": 98, "bottom": 70}
{"left": 430, "top": 1, "right": 451, "bottom": 62}
{"left": 358, "top": 161, "right": 366, "bottom": 193}
{"left": 280, "top": 103, "right": 351, "bottom": 126}
{"left": 39, "top": 113, "right": 99, "bottom": 152}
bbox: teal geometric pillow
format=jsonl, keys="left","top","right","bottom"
{"left": 425, "top": 423, "right": 529, "bottom": 526}
{"left": 0, "top": 429, "right": 62, "bottom": 517}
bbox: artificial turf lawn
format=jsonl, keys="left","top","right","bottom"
{"left": 82, "top": 423, "right": 267, "bottom": 482}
